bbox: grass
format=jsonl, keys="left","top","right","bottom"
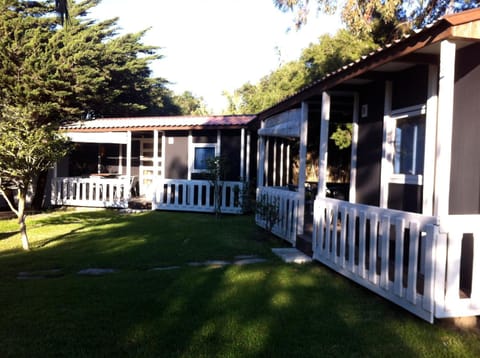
{"left": 0, "top": 209, "right": 479, "bottom": 357}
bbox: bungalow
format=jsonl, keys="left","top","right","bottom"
{"left": 255, "top": 8, "right": 480, "bottom": 323}
{"left": 50, "top": 115, "right": 257, "bottom": 214}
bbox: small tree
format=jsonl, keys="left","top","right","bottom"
{"left": 0, "top": 106, "right": 70, "bottom": 250}
{"left": 255, "top": 194, "right": 280, "bottom": 234}
{"left": 206, "top": 156, "right": 228, "bottom": 218}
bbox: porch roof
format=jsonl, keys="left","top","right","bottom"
{"left": 257, "top": 8, "right": 480, "bottom": 120}
{"left": 61, "top": 115, "right": 257, "bottom": 132}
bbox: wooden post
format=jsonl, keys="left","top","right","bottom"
{"left": 240, "top": 128, "right": 245, "bottom": 181}
{"left": 153, "top": 129, "right": 159, "bottom": 188}
{"left": 318, "top": 92, "right": 330, "bottom": 198}
{"left": 423, "top": 64, "right": 439, "bottom": 215}
{"left": 188, "top": 131, "right": 193, "bottom": 180}
{"left": 380, "top": 81, "right": 393, "bottom": 208}
{"left": 349, "top": 93, "right": 359, "bottom": 203}
{"left": 126, "top": 131, "right": 132, "bottom": 182}
{"left": 257, "top": 135, "right": 265, "bottom": 188}
{"left": 434, "top": 40, "right": 456, "bottom": 217}
{"left": 246, "top": 131, "right": 251, "bottom": 182}
{"left": 298, "top": 101, "right": 309, "bottom": 235}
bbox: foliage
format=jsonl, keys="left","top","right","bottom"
{"left": 275, "top": 0, "right": 480, "bottom": 44}
{"left": 330, "top": 123, "right": 353, "bottom": 149}
{"left": 255, "top": 194, "right": 281, "bottom": 233}
{"left": 0, "top": 105, "right": 70, "bottom": 250}
{"left": 228, "top": 30, "right": 375, "bottom": 114}
{"left": 206, "top": 156, "right": 228, "bottom": 218}
{"left": 173, "top": 91, "right": 209, "bottom": 115}
{"left": 0, "top": 0, "right": 179, "bottom": 122}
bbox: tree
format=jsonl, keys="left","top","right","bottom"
{"left": 173, "top": 91, "right": 209, "bottom": 115}
{"left": 0, "top": 106, "right": 70, "bottom": 250}
{"left": 275, "top": 0, "right": 480, "bottom": 44}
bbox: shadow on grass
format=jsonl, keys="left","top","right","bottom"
{"left": 0, "top": 210, "right": 478, "bottom": 357}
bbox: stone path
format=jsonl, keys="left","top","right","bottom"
{"left": 16, "top": 249, "right": 312, "bottom": 280}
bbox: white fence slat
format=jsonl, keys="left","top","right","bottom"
{"left": 358, "top": 210, "right": 367, "bottom": 278}
{"left": 445, "top": 231, "right": 463, "bottom": 306}
{"left": 394, "top": 217, "right": 405, "bottom": 297}
{"left": 368, "top": 212, "right": 379, "bottom": 284}
{"left": 331, "top": 204, "right": 339, "bottom": 262}
{"left": 380, "top": 216, "right": 390, "bottom": 290}
{"left": 407, "top": 221, "right": 420, "bottom": 304}
{"left": 347, "top": 208, "right": 356, "bottom": 273}
{"left": 339, "top": 206, "right": 347, "bottom": 267}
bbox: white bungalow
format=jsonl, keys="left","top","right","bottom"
{"left": 255, "top": 9, "right": 480, "bottom": 322}
{"left": 50, "top": 115, "right": 257, "bottom": 214}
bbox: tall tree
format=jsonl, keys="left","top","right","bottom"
{"left": 275, "top": 0, "right": 479, "bottom": 43}
{"left": 0, "top": 106, "right": 70, "bottom": 250}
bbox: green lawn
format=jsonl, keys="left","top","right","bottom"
{"left": 0, "top": 209, "right": 479, "bottom": 357}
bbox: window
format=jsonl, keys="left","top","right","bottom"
{"left": 194, "top": 146, "right": 215, "bottom": 171}
{"left": 394, "top": 115, "right": 425, "bottom": 176}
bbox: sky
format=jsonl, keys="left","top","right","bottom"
{"left": 88, "top": 0, "right": 341, "bottom": 113}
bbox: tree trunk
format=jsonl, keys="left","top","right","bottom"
{"left": 17, "top": 190, "right": 30, "bottom": 251}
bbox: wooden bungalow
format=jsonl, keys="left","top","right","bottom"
{"left": 255, "top": 9, "right": 480, "bottom": 322}
{"left": 50, "top": 115, "right": 257, "bottom": 214}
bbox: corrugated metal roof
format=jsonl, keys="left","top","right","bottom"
{"left": 62, "top": 115, "right": 256, "bottom": 131}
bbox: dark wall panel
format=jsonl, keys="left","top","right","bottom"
{"left": 450, "top": 43, "right": 480, "bottom": 214}
{"left": 355, "top": 81, "right": 385, "bottom": 206}
{"left": 221, "top": 130, "right": 241, "bottom": 181}
{"left": 391, "top": 65, "right": 428, "bottom": 110}
{"left": 387, "top": 183, "right": 423, "bottom": 213}
{"left": 165, "top": 131, "right": 188, "bottom": 179}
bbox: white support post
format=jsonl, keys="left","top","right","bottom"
{"left": 118, "top": 144, "right": 123, "bottom": 175}
{"left": 273, "top": 138, "right": 277, "bottom": 186}
{"left": 286, "top": 142, "right": 290, "bottom": 185}
{"left": 188, "top": 131, "right": 193, "bottom": 180}
{"left": 298, "top": 101, "right": 309, "bottom": 235}
{"left": 246, "top": 131, "right": 251, "bottom": 182}
{"left": 217, "top": 130, "right": 221, "bottom": 156}
{"left": 349, "top": 93, "right": 359, "bottom": 203}
{"left": 161, "top": 132, "right": 166, "bottom": 179}
{"left": 318, "top": 92, "right": 331, "bottom": 198}
{"left": 280, "top": 140, "right": 284, "bottom": 187}
{"left": 126, "top": 131, "right": 132, "bottom": 182}
{"left": 380, "top": 81, "right": 393, "bottom": 208}
{"left": 240, "top": 128, "right": 245, "bottom": 181}
{"left": 257, "top": 135, "right": 265, "bottom": 188}
{"left": 423, "top": 64, "right": 439, "bottom": 215}
{"left": 153, "top": 130, "right": 159, "bottom": 187}
{"left": 434, "top": 40, "right": 456, "bottom": 217}
{"left": 265, "top": 137, "right": 270, "bottom": 186}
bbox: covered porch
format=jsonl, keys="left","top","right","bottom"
{"left": 52, "top": 115, "right": 256, "bottom": 214}
{"left": 255, "top": 9, "right": 480, "bottom": 322}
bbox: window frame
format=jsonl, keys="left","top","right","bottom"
{"left": 389, "top": 104, "right": 426, "bottom": 186}
{"left": 191, "top": 143, "right": 218, "bottom": 173}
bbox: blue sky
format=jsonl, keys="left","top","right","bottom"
{"left": 88, "top": 0, "right": 341, "bottom": 113}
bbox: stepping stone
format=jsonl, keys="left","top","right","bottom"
{"left": 188, "top": 260, "right": 230, "bottom": 267}
{"left": 77, "top": 268, "right": 117, "bottom": 276}
{"left": 150, "top": 266, "right": 181, "bottom": 271}
{"left": 234, "top": 258, "right": 267, "bottom": 265}
{"left": 17, "top": 269, "right": 63, "bottom": 280}
{"left": 272, "top": 248, "right": 312, "bottom": 264}
{"left": 234, "top": 255, "right": 258, "bottom": 260}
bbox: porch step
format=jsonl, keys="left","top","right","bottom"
{"left": 296, "top": 233, "right": 313, "bottom": 257}
{"left": 128, "top": 197, "right": 152, "bottom": 210}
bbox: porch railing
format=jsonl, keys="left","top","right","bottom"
{"left": 313, "top": 197, "right": 438, "bottom": 322}
{"left": 51, "top": 176, "right": 130, "bottom": 208}
{"left": 152, "top": 179, "right": 244, "bottom": 214}
{"left": 434, "top": 215, "right": 480, "bottom": 318}
{"left": 256, "top": 186, "right": 301, "bottom": 245}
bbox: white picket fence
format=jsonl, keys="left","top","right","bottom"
{"left": 312, "top": 198, "right": 480, "bottom": 322}
{"left": 51, "top": 176, "right": 131, "bottom": 208}
{"left": 435, "top": 215, "right": 480, "bottom": 318}
{"left": 313, "top": 197, "right": 438, "bottom": 322}
{"left": 256, "top": 186, "right": 301, "bottom": 245}
{"left": 152, "top": 179, "right": 244, "bottom": 214}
